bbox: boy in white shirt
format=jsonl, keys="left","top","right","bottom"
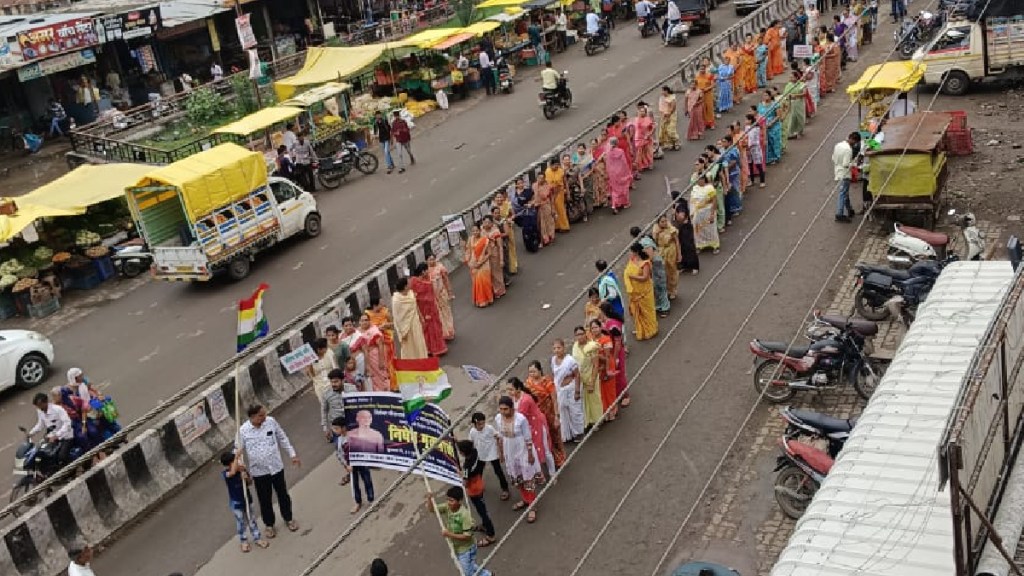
{"left": 469, "top": 412, "right": 509, "bottom": 499}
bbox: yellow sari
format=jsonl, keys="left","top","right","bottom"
{"left": 497, "top": 201, "right": 518, "bottom": 274}
{"left": 624, "top": 257, "right": 658, "bottom": 340}
{"left": 573, "top": 339, "right": 603, "bottom": 427}
{"left": 696, "top": 71, "right": 717, "bottom": 130}
{"left": 546, "top": 165, "right": 570, "bottom": 232}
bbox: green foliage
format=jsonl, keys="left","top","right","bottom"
{"left": 231, "top": 75, "right": 258, "bottom": 115}
{"left": 184, "top": 87, "right": 227, "bottom": 125}
{"left": 455, "top": 0, "right": 476, "bottom": 26}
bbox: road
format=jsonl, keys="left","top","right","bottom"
{"left": 88, "top": 18, "right": 902, "bottom": 576}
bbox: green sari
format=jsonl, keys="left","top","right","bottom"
{"left": 784, "top": 81, "right": 807, "bottom": 139}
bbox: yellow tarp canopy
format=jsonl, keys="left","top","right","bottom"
{"left": 846, "top": 61, "right": 926, "bottom": 98}
{"left": 392, "top": 28, "right": 464, "bottom": 48}
{"left": 430, "top": 32, "right": 477, "bottom": 50}
{"left": 462, "top": 21, "right": 502, "bottom": 35}
{"left": 0, "top": 163, "right": 155, "bottom": 242}
{"left": 478, "top": 0, "right": 529, "bottom": 7}
{"left": 212, "top": 106, "right": 303, "bottom": 136}
{"left": 279, "top": 81, "right": 352, "bottom": 108}
{"left": 132, "top": 144, "right": 269, "bottom": 222}
{"left": 274, "top": 45, "right": 387, "bottom": 100}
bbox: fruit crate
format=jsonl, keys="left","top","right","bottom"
{"left": 946, "top": 128, "right": 973, "bottom": 156}
{"left": 947, "top": 110, "right": 967, "bottom": 132}
{"left": 93, "top": 255, "right": 115, "bottom": 281}
{"left": 67, "top": 266, "right": 102, "bottom": 291}
{"left": 28, "top": 297, "right": 59, "bottom": 319}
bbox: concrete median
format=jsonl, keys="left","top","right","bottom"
{"left": 0, "top": 1, "right": 804, "bottom": 573}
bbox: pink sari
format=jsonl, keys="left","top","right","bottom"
{"left": 605, "top": 147, "right": 632, "bottom": 210}
{"left": 514, "top": 392, "right": 552, "bottom": 467}
{"left": 352, "top": 326, "right": 392, "bottom": 391}
{"left": 685, "top": 89, "right": 705, "bottom": 140}
{"left": 633, "top": 116, "right": 655, "bottom": 171}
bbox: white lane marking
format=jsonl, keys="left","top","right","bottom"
{"left": 138, "top": 347, "right": 160, "bottom": 363}
{"left": 292, "top": 261, "right": 304, "bottom": 271}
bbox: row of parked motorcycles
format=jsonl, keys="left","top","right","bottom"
{"left": 753, "top": 210, "right": 984, "bottom": 519}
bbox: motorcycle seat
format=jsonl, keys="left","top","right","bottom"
{"left": 897, "top": 224, "right": 949, "bottom": 247}
{"left": 756, "top": 340, "right": 809, "bottom": 357}
{"left": 856, "top": 264, "right": 911, "bottom": 281}
{"left": 863, "top": 272, "right": 893, "bottom": 289}
{"left": 788, "top": 440, "right": 835, "bottom": 474}
{"left": 790, "top": 409, "right": 857, "bottom": 434}
{"left": 818, "top": 314, "right": 879, "bottom": 336}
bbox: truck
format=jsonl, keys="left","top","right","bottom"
{"left": 125, "top": 143, "right": 321, "bottom": 282}
{"left": 915, "top": 3, "right": 1024, "bottom": 95}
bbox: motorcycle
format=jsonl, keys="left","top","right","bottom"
{"left": 894, "top": 11, "right": 943, "bottom": 59}
{"left": 779, "top": 406, "right": 855, "bottom": 458}
{"left": 315, "top": 142, "right": 379, "bottom": 189}
{"left": 539, "top": 74, "right": 573, "bottom": 120}
{"left": 584, "top": 25, "right": 611, "bottom": 56}
{"left": 949, "top": 209, "right": 985, "bottom": 261}
{"left": 496, "top": 54, "right": 514, "bottom": 94}
{"left": 853, "top": 258, "right": 946, "bottom": 321}
{"left": 886, "top": 222, "right": 949, "bottom": 266}
{"left": 112, "top": 241, "right": 152, "bottom": 279}
{"left": 638, "top": 14, "right": 659, "bottom": 37}
{"left": 749, "top": 319, "right": 884, "bottom": 403}
{"left": 10, "top": 426, "right": 82, "bottom": 510}
{"left": 664, "top": 21, "right": 690, "bottom": 47}
{"left": 773, "top": 436, "right": 833, "bottom": 519}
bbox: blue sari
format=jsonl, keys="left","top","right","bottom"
{"left": 755, "top": 45, "right": 768, "bottom": 88}
{"left": 716, "top": 64, "right": 734, "bottom": 113}
{"left": 758, "top": 101, "right": 782, "bottom": 164}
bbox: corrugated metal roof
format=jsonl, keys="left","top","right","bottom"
{"left": 0, "top": 12, "right": 96, "bottom": 36}
{"left": 772, "top": 262, "right": 1016, "bottom": 576}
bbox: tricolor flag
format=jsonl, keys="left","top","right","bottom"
{"left": 394, "top": 357, "right": 451, "bottom": 422}
{"left": 237, "top": 283, "right": 270, "bottom": 353}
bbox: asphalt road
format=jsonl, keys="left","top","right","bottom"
{"left": 0, "top": 10, "right": 744, "bottom": 466}
{"left": 87, "top": 16, "right": 901, "bottom": 576}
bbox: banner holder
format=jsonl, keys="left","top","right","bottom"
{"left": 416, "top": 432, "right": 468, "bottom": 576}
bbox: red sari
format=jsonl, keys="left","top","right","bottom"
{"left": 596, "top": 334, "right": 619, "bottom": 414}
{"left": 514, "top": 391, "right": 553, "bottom": 469}
{"left": 409, "top": 276, "right": 448, "bottom": 356}
{"left": 524, "top": 375, "right": 567, "bottom": 467}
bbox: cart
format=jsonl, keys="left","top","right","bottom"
{"left": 846, "top": 61, "right": 925, "bottom": 133}
{"left": 212, "top": 106, "right": 304, "bottom": 175}
{"left": 279, "top": 82, "right": 354, "bottom": 157}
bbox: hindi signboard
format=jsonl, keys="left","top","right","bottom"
{"left": 235, "top": 14, "right": 258, "bottom": 50}
{"left": 279, "top": 343, "right": 319, "bottom": 374}
{"left": 17, "top": 18, "right": 98, "bottom": 62}
{"left": 95, "top": 7, "right": 161, "bottom": 43}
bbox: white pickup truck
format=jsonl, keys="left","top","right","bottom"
{"left": 915, "top": 13, "right": 1024, "bottom": 95}
{"left": 126, "top": 143, "right": 321, "bottom": 282}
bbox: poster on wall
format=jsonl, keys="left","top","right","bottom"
{"left": 17, "top": 18, "right": 98, "bottom": 61}
{"left": 95, "top": 7, "right": 161, "bottom": 43}
{"left": 174, "top": 401, "right": 212, "bottom": 444}
{"left": 17, "top": 49, "right": 96, "bottom": 82}
{"left": 235, "top": 14, "right": 257, "bottom": 50}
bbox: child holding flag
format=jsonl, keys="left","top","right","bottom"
{"left": 426, "top": 486, "right": 493, "bottom": 576}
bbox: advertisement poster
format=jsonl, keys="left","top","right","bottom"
{"left": 17, "top": 18, "right": 98, "bottom": 61}
{"left": 279, "top": 343, "right": 319, "bottom": 374}
{"left": 95, "top": 8, "right": 161, "bottom": 43}
{"left": 207, "top": 388, "right": 230, "bottom": 424}
{"left": 174, "top": 401, "right": 212, "bottom": 445}
{"left": 17, "top": 49, "right": 95, "bottom": 82}
{"left": 235, "top": 14, "right": 257, "bottom": 50}
{"left": 344, "top": 392, "right": 461, "bottom": 487}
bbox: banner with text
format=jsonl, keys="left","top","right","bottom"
{"left": 343, "top": 392, "right": 461, "bottom": 486}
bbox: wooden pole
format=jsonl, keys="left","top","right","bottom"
{"left": 415, "top": 432, "right": 467, "bottom": 576}
{"left": 233, "top": 361, "right": 257, "bottom": 541}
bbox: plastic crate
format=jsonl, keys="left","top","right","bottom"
{"left": 947, "top": 110, "right": 968, "bottom": 132}
{"left": 67, "top": 267, "right": 102, "bottom": 291}
{"left": 0, "top": 294, "right": 16, "bottom": 320}
{"left": 947, "top": 128, "right": 973, "bottom": 156}
{"left": 93, "top": 255, "right": 115, "bottom": 281}
{"left": 28, "top": 297, "right": 59, "bottom": 319}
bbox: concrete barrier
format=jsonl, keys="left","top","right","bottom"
{"left": 0, "top": 1, "right": 804, "bottom": 573}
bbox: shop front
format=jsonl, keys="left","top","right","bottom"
{"left": 94, "top": 6, "right": 165, "bottom": 106}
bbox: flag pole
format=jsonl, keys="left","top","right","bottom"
{"left": 416, "top": 432, "right": 467, "bottom": 576}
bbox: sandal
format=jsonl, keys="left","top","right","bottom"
{"left": 499, "top": 491, "right": 510, "bottom": 501}
{"left": 526, "top": 511, "right": 537, "bottom": 523}
{"left": 477, "top": 537, "right": 496, "bottom": 547}
{"left": 350, "top": 503, "right": 362, "bottom": 514}
{"left": 264, "top": 527, "right": 276, "bottom": 539}
{"left": 255, "top": 540, "right": 270, "bottom": 549}
{"left": 513, "top": 501, "right": 527, "bottom": 511}
{"left": 241, "top": 542, "right": 252, "bottom": 553}
{"left": 287, "top": 521, "right": 299, "bottom": 532}
{"left": 340, "top": 474, "right": 351, "bottom": 486}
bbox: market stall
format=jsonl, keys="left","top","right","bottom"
{"left": 212, "top": 106, "right": 304, "bottom": 171}
{"left": 280, "top": 82, "right": 355, "bottom": 156}
{"left": 274, "top": 45, "right": 388, "bottom": 100}
{"left": 0, "top": 163, "right": 154, "bottom": 318}
{"left": 846, "top": 61, "right": 926, "bottom": 132}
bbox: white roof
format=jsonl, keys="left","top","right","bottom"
{"left": 0, "top": 12, "right": 97, "bottom": 37}
{"left": 159, "top": 0, "right": 230, "bottom": 28}
{"left": 772, "top": 261, "right": 1016, "bottom": 576}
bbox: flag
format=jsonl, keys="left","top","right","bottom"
{"left": 394, "top": 358, "right": 451, "bottom": 421}
{"left": 237, "top": 283, "right": 269, "bottom": 353}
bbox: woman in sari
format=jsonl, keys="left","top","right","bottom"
{"left": 587, "top": 138, "right": 610, "bottom": 208}
{"left": 464, "top": 224, "right": 494, "bottom": 308}
{"left": 598, "top": 303, "right": 631, "bottom": 406}
{"left": 426, "top": 254, "right": 454, "bottom": 341}
{"left": 658, "top": 86, "right": 680, "bottom": 151}
{"left": 801, "top": 62, "right": 818, "bottom": 117}
{"left": 617, "top": 112, "right": 637, "bottom": 178}
{"left": 741, "top": 35, "right": 758, "bottom": 94}
{"left": 545, "top": 158, "right": 570, "bottom": 233}
{"left": 639, "top": 235, "right": 670, "bottom": 317}
{"left": 409, "top": 262, "right": 448, "bottom": 357}
{"left": 391, "top": 278, "right": 428, "bottom": 359}
{"left": 732, "top": 121, "right": 751, "bottom": 191}
{"left": 674, "top": 201, "right": 701, "bottom": 275}
{"left": 690, "top": 173, "right": 720, "bottom": 252}
{"left": 533, "top": 171, "right": 556, "bottom": 246}
{"left": 759, "top": 91, "right": 782, "bottom": 165}
{"left": 492, "top": 190, "right": 518, "bottom": 275}
{"left": 508, "top": 376, "right": 557, "bottom": 475}
{"left": 523, "top": 363, "right": 567, "bottom": 467}
{"left": 587, "top": 321, "right": 619, "bottom": 420}
{"left": 512, "top": 177, "right": 540, "bottom": 254}
{"left": 365, "top": 298, "right": 398, "bottom": 389}
{"left": 633, "top": 106, "right": 655, "bottom": 172}
{"left": 784, "top": 70, "right": 808, "bottom": 139}
{"left": 772, "top": 88, "right": 790, "bottom": 151}
{"left": 569, "top": 328, "right": 603, "bottom": 428}
{"left": 843, "top": 8, "right": 859, "bottom": 61}
{"left": 696, "top": 64, "right": 717, "bottom": 130}
{"left": 652, "top": 214, "right": 681, "bottom": 298}
{"left": 551, "top": 340, "right": 584, "bottom": 443}
{"left": 605, "top": 137, "right": 632, "bottom": 214}
{"left": 755, "top": 35, "right": 769, "bottom": 88}
{"left": 715, "top": 56, "right": 735, "bottom": 114}
{"left": 805, "top": 4, "right": 820, "bottom": 44}
{"left": 481, "top": 215, "right": 506, "bottom": 299}
{"left": 764, "top": 22, "right": 783, "bottom": 79}
{"left": 495, "top": 396, "right": 542, "bottom": 524}
{"left": 684, "top": 81, "right": 705, "bottom": 140}
{"left": 625, "top": 243, "right": 658, "bottom": 341}
{"left": 821, "top": 33, "right": 841, "bottom": 93}
{"left": 352, "top": 313, "right": 392, "bottom": 391}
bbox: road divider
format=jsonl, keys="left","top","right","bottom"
{"left": 0, "top": 1, "right": 804, "bottom": 573}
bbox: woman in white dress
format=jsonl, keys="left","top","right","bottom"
{"left": 340, "top": 316, "right": 369, "bottom": 390}
{"left": 306, "top": 337, "right": 338, "bottom": 403}
{"left": 551, "top": 339, "right": 584, "bottom": 443}
{"left": 496, "top": 396, "right": 543, "bottom": 523}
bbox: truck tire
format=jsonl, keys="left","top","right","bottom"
{"left": 228, "top": 256, "right": 251, "bottom": 281}
{"left": 942, "top": 71, "right": 970, "bottom": 96}
{"left": 304, "top": 213, "right": 322, "bottom": 238}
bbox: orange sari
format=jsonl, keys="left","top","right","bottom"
{"left": 525, "top": 375, "right": 567, "bottom": 467}
{"left": 740, "top": 43, "right": 758, "bottom": 94}
{"left": 467, "top": 236, "right": 494, "bottom": 307}
{"left": 695, "top": 71, "right": 717, "bottom": 130}
{"left": 366, "top": 306, "right": 398, "bottom": 390}
{"left": 765, "top": 28, "right": 784, "bottom": 77}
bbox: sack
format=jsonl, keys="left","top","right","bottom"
{"left": 100, "top": 397, "right": 119, "bottom": 423}
{"left": 466, "top": 474, "right": 485, "bottom": 497}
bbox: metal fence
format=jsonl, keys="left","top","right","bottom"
{"left": 940, "top": 265, "right": 1024, "bottom": 575}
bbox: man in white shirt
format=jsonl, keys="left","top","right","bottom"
{"left": 585, "top": 7, "right": 603, "bottom": 38}
{"left": 635, "top": 0, "right": 656, "bottom": 18}
{"left": 665, "top": 0, "right": 681, "bottom": 40}
{"left": 832, "top": 132, "right": 861, "bottom": 222}
{"left": 282, "top": 122, "right": 298, "bottom": 152}
{"left": 555, "top": 10, "right": 568, "bottom": 52}
{"left": 478, "top": 49, "right": 496, "bottom": 96}
{"left": 210, "top": 61, "right": 223, "bottom": 82}
{"left": 67, "top": 545, "right": 96, "bottom": 576}
{"left": 540, "top": 61, "right": 561, "bottom": 95}
{"left": 889, "top": 92, "right": 916, "bottom": 117}
{"left": 30, "top": 392, "right": 74, "bottom": 465}
{"left": 456, "top": 52, "right": 469, "bottom": 72}
{"left": 236, "top": 405, "right": 301, "bottom": 536}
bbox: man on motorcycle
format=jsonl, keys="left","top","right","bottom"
{"left": 541, "top": 62, "right": 563, "bottom": 100}
{"left": 636, "top": 0, "right": 657, "bottom": 27}
{"left": 585, "top": 7, "right": 606, "bottom": 41}
{"left": 664, "top": 0, "right": 681, "bottom": 41}
{"left": 29, "top": 392, "right": 74, "bottom": 467}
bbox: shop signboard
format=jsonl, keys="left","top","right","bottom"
{"left": 18, "top": 49, "right": 96, "bottom": 82}
{"left": 95, "top": 7, "right": 162, "bottom": 43}
{"left": 17, "top": 18, "right": 98, "bottom": 62}
{"left": 235, "top": 14, "right": 257, "bottom": 50}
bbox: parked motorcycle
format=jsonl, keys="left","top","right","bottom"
{"left": 112, "top": 242, "right": 153, "bottom": 278}
{"left": 10, "top": 426, "right": 82, "bottom": 510}
{"left": 886, "top": 222, "right": 949, "bottom": 266}
{"left": 664, "top": 21, "right": 690, "bottom": 47}
{"left": 949, "top": 209, "right": 985, "bottom": 261}
{"left": 780, "top": 406, "right": 855, "bottom": 458}
{"left": 315, "top": 142, "right": 379, "bottom": 189}
{"left": 539, "top": 74, "right": 573, "bottom": 120}
{"left": 853, "top": 258, "right": 946, "bottom": 321}
{"left": 774, "top": 436, "right": 833, "bottom": 519}
{"left": 584, "top": 26, "right": 612, "bottom": 56}
{"left": 749, "top": 318, "right": 883, "bottom": 403}
{"left": 496, "top": 54, "right": 514, "bottom": 94}
{"left": 894, "top": 11, "right": 943, "bottom": 59}
{"left": 638, "top": 15, "right": 659, "bottom": 37}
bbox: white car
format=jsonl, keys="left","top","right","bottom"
{"left": 0, "top": 330, "right": 53, "bottom": 392}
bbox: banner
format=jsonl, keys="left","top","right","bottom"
{"left": 17, "top": 18, "right": 98, "bottom": 62}
{"left": 95, "top": 7, "right": 161, "bottom": 43}
{"left": 279, "top": 343, "right": 319, "bottom": 374}
{"left": 235, "top": 14, "right": 257, "bottom": 50}
{"left": 17, "top": 49, "right": 95, "bottom": 82}
{"left": 344, "top": 392, "right": 461, "bottom": 486}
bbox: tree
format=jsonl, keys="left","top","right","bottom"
{"left": 455, "top": 0, "right": 477, "bottom": 26}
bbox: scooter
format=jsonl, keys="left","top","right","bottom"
{"left": 949, "top": 209, "right": 985, "bottom": 261}
{"left": 112, "top": 241, "right": 153, "bottom": 278}
{"left": 638, "top": 14, "right": 659, "bottom": 37}
{"left": 774, "top": 436, "right": 832, "bottom": 519}
{"left": 886, "top": 222, "right": 949, "bottom": 266}
{"left": 664, "top": 21, "right": 690, "bottom": 47}
{"left": 539, "top": 74, "right": 573, "bottom": 120}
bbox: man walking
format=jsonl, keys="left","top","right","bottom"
{"left": 832, "top": 131, "right": 860, "bottom": 222}
{"left": 426, "top": 486, "right": 492, "bottom": 576}
{"left": 292, "top": 132, "right": 316, "bottom": 191}
{"left": 67, "top": 545, "right": 96, "bottom": 576}
{"left": 390, "top": 110, "right": 414, "bottom": 173}
{"left": 236, "top": 405, "right": 300, "bottom": 537}
{"left": 373, "top": 111, "right": 395, "bottom": 174}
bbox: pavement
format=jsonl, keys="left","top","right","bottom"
{"left": 82, "top": 14, "right": 949, "bottom": 576}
